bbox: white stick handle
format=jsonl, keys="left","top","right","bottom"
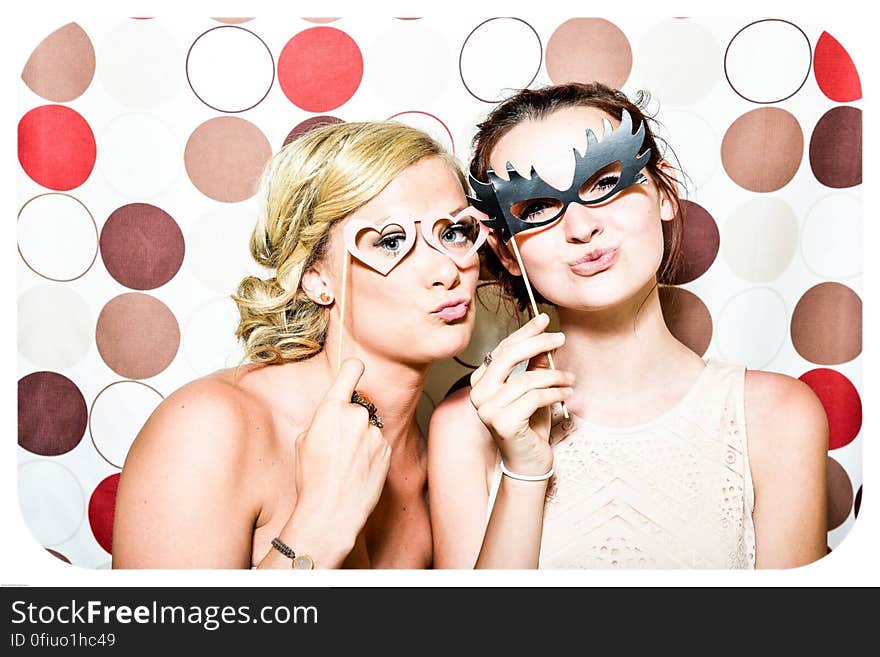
{"left": 337, "top": 252, "right": 349, "bottom": 373}
{"left": 509, "top": 237, "right": 569, "bottom": 419}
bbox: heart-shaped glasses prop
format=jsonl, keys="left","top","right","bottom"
{"left": 342, "top": 207, "right": 489, "bottom": 275}
{"left": 335, "top": 207, "right": 489, "bottom": 370}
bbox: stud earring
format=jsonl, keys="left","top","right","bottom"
{"left": 319, "top": 292, "right": 333, "bottom": 304}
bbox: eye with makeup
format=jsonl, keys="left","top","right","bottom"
{"left": 372, "top": 225, "right": 408, "bottom": 256}
{"left": 434, "top": 216, "right": 480, "bottom": 248}
{"left": 579, "top": 163, "right": 623, "bottom": 202}
{"left": 510, "top": 198, "right": 564, "bottom": 224}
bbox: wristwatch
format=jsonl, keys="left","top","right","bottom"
{"left": 271, "top": 537, "right": 316, "bottom": 569}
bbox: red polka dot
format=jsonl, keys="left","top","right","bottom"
{"left": 278, "top": 27, "right": 362, "bottom": 111}
{"left": 798, "top": 368, "right": 861, "bottom": 450}
{"left": 18, "top": 105, "right": 96, "bottom": 190}
{"left": 88, "top": 474, "right": 121, "bottom": 554}
{"left": 814, "top": 32, "right": 861, "bottom": 102}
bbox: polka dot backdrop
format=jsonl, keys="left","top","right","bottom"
{"left": 17, "top": 17, "right": 862, "bottom": 567}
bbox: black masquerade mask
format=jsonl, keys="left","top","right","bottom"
{"left": 468, "top": 109, "right": 652, "bottom": 243}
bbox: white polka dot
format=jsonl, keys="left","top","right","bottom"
{"left": 98, "top": 113, "right": 180, "bottom": 199}
{"left": 98, "top": 19, "right": 182, "bottom": 108}
{"left": 654, "top": 110, "right": 720, "bottom": 192}
{"left": 90, "top": 381, "right": 163, "bottom": 469}
{"left": 387, "top": 111, "right": 455, "bottom": 155}
{"left": 367, "top": 22, "right": 450, "bottom": 107}
{"left": 18, "top": 460, "right": 85, "bottom": 546}
{"left": 182, "top": 296, "right": 246, "bottom": 376}
{"left": 634, "top": 19, "right": 720, "bottom": 106}
{"left": 18, "top": 194, "right": 97, "bottom": 281}
{"left": 717, "top": 287, "right": 788, "bottom": 368}
{"left": 725, "top": 20, "right": 811, "bottom": 103}
{"left": 18, "top": 285, "right": 92, "bottom": 369}
{"left": 186, "top": 26, "right": 274, "bottom": 112}
{"left": 186, "top": 205, "right": 268, "bottom": 294}
{"left": 459, "top": 18, "right": 542, "bottom": 102}
{"left": 722, "top": 197, "right": 798, "bottom": 283}
{"left": 801, "top": 194, "right": 862, "bottom": 279}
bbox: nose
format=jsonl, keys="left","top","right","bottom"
{"left": 415, "top": 238, "right": 461, "bottom": 289}
{"left": 561, "top": 201, "right": 603, "bottom": 244}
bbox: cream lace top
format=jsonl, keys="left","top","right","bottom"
{"left": 487, "top": 358, "right": 757, "bottom": 569}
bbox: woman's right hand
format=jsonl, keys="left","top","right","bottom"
{"left": 469, "top": 313, "right": 574, "bottom": 476}
{"left": 291, "top": 358, "right": 391, "bottom": 546}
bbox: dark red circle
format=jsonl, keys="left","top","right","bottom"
{"left": 88, "top": 473, "right": 121, "bottom": 554}
{"left": 18, "top": 105, "right": 96, "bottom": 190}
{"left": 798, "top": 368, "right": 861, "bottom": 450}
{"left": 283, "top": 115, "right": 344, "bottom": 147}
{"left": 662, "top": 200, "right": 720, "bottom": 284}
{"left": 814, "top": 32, "right": 861, "bottom": 102}
{"left": 100, "top": 203, "right": 185, "bottom": 290}
{"left": 278, "top": 27, "right": 362, "bottom": 112}
{"left": 809, "top": 106, "right": 862, "bottom": 188}
{"left": 18, "top": 371, "right": 87, "bottom": 456}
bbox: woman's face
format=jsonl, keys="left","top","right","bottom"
{"left": 488, "top": 105, "right": 675, "bottom": 312}
{"left": 327, "top": 155, "right": 480, "bottom": 365}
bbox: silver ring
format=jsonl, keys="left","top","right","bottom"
{"left": 483, "top": 352, "right": 493, "bottom": 366}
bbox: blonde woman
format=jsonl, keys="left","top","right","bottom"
{"left": 112, "top": 122, "right": 484, "bottom": 569}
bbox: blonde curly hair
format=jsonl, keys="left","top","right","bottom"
{"left": 232, "top": 121, "right": 466, "bottom": 365}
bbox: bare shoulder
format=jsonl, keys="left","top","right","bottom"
{"left": 743, "top": 369, "right": 829, "bottom": 489}
{"left": 429, "top": 386, "right": 492, "bottom": 448}
{"left": 123, "top": 372, "right": 272, "bottom": 484}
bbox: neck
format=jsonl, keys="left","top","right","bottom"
{"left": 553, "top": 280, "right": 701, "bottom": 417}
{"left": 318, "top": 332, "right": 429, "bottom": 451}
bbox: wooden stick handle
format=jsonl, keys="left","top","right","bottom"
{"left": 509, "top": 237, "right": 569, "bottom": 419}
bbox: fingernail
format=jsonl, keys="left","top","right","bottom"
{"left": 536, "top": 312, "right": 549, "bottom": 322}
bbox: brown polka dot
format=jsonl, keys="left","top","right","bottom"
{"left": 22, "top": 23, "right": 95, "bottom": 102}
{"left": 184, "top": 117, "right": 272, "bottom": 202}
{"left": 721, "top": 107, "right": 803, "bottom": 192}
{"left": 46, "top": 548, "right": 71, "bottom": 564}
{"left": 809, "top": 106, "right": 862, "bottom": 188}
{"left": 283, "top": 115, "right": 344, "bottom": 148}
{"left": 96, "top": 293, "right": 179, "bottom": 379}
{"left": 791, "top": 283, "right": 861, "bottom": 365}
{"left": 659, "top": 287, "right": 713, "bottom": 356}
{"left": 545, "top": 18, "right": 632, "bottom": 88}
{"left": 211, "top": 18, "right": 254, "bottom": 24}
{"left": 827, "top": 456, "right": 853, "bottom": 530}
{"left": 100, "top": 203, "right": 184, "bottom": 290}
{"left": 662, "top": 200, "right": 719, "bottom": 284}
{"left": 303, "top": 18, "right": 340, "bottom": 23}
{"left": 18, "top": 372, "right": 87, "bottom": 456}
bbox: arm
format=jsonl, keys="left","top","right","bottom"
{"left": 745, "top": 370, "right": 829, "bottom": 568}
{"left": 111, "top": 379, "right": 259, "bottom": 568}
{"left": 428, "top": 314, "right": 571, "bottom": 569}
{"left": 428, "top": 390, "right": 559, "bottom": 569}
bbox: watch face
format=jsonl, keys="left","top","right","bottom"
{"left": 292, "top": 555, "right": 315, "bottom": 570}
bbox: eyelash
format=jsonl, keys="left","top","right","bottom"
{"left": 594, "top": 174, "right": 619, "bottom": 191}
{"left": 375, "top": 233, "right": 406, "bottom": 255}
